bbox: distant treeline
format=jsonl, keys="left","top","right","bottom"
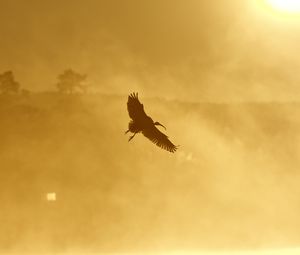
{"left": 0, "top": 69, "right": 87, "bottom": 95}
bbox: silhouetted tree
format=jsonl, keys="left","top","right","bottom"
{"left": 56, "top": 69, "right": 87, "bottom": 94}
{"left": 0, "top": 71, "right": 20, "bottom": 94}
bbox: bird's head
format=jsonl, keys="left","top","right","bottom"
{"left": 154, "top": 121, "right": 166, "bottom": 130}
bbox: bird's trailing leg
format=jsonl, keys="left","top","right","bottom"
{"left": 125, "top": 129, "right": 130, "bottom": 134}
{"left": 128, "top": 133, "right": 137, "bottom": 142}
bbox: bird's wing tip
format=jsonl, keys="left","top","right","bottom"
{"left": 129, "top": 92, "right": 139, "bottom": 99}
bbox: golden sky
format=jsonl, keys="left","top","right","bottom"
{"left": 0, "top": 0, "right": 299, "bottom": 101}
{"left": 1, "top": 1, "right": 300, "bottom": 253}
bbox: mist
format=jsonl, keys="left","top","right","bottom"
{"left": 0, "top": 0, "right": 299, "bottom": 101}
{"left": 1, "top": 93, "right": 300, "bottom": 253}
{"left": 1, "top": 0, "right": 300, "bottom": 254}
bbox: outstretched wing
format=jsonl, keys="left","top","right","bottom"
{"left": 142, "top": 125, "right": 178, "bottom": 153}
{"left": 127, "top": 92, "right": 146, "bottom": 120}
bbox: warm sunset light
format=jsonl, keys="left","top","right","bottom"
{"left": 1, "top": 0, "right": 300, "bottom": 254}
{"left": 266, "top": 0, "right": 300, "bottom": 13}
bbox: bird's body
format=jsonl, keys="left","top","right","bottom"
{"left": 126, "top": 92, "right": 178, "bottom": 153}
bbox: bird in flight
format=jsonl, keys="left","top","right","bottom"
{"left": 125, "top": 92, "right": 178, "bottom": 153}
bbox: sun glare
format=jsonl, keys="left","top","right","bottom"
{"left": 266, "top": 0, "right": 300, "bottom": 13}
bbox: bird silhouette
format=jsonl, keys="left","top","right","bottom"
{"left": 125, "top": 92, "right": 178, "bottom": 153}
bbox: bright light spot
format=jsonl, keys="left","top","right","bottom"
{"left": 266, "top": 0, "right": 300, "bottom": 13}
{"left": 46, "top": 192, "right": 56, "bottom": 201}
{"left": 177, "top": 151, "right": 194, "bottom": 163}
{"left": 186, "top": 153, "right": 193, "bottom": 161}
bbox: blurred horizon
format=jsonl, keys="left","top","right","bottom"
{"left": 0, "top": 0, "right": 300, "bottom": 102}
{"left": 1, "top": 0, "right": 300, "bottom": 254}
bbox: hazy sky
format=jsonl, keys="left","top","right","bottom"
{"left": 0, "top": 0, "right": 300, "bottom": 101}
{"left": 2, "top": 2, "right": 300, "bottom": 253}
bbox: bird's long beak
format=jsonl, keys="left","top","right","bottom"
{"left": 155, "top": 122, "right": 166, "bottom": 130}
